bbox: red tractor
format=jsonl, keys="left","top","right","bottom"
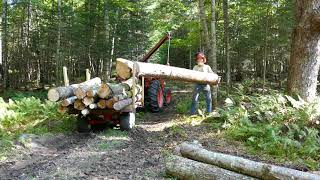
{"left": 140, "top": 33, "right": 172, "bottom": 112}
{"left": 77, "top": 33, "right": 173, "bottom": 132}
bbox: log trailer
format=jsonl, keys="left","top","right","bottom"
{"left": 76, "top": 33, "right": 173, "bottom": 132}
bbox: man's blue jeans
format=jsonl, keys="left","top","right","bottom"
{"left": 190, "top": 84, "right": 212, "bottom": 115}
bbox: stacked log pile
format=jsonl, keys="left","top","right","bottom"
{"left": 166, "top": 142, "right": 320, "bottom": 180}
{"left": 48, "top": 76, "right": 142, "bottom": 115}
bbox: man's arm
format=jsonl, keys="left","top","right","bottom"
{"left": 207, "top": 65, "right": 214, "bottom": 73}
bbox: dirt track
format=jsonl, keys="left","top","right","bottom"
{"left": 0, "top": 103, "right": 181, "bottom": 179}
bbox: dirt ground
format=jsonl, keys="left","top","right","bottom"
{"left": 0, "top": 90, "right": 317, "bottom": 179}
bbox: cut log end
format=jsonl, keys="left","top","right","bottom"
{"left": 48, "top": 89, "right": 60, "bottom": 102}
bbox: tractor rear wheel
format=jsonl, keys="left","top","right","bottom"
{"left": 120, "top": 112, "right": 135, "bottom": 131}
{"left": 163, "top": 88, "right": 172, "bottom": 106}
{"left": 148, "top": 80, "right": 164, "bottom": 112}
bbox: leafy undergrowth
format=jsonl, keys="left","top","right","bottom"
{"left": 176, "top": 81, "right": 320, "bottom": 170}
{"left": 0, "top": 93, "right": 76, "bottom": 160}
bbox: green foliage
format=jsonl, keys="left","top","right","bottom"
{"left": 1, "top": 90, "right": 47, "bottom": 101}
{"left": 167, "top": 124, "right": 187, "bottom": 139}
{"left": 216, "top": 86, "right": 320, "bottom": 170}
{"left": 0, "top": 94, "right": 76, "bottom": 159}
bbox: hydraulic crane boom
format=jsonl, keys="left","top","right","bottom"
{"left": 140, "top": 32, "right": 171, "bottom": 62}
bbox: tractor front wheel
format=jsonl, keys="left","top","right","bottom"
{"left": 77, "top": 115, "right": 91, "bottom": 133}
{"left": 120, "top": 112, "right": 135, "bottom": 131}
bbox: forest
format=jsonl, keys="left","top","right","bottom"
{"left": 0, "top": 0, "right": 320, "bottom": 179}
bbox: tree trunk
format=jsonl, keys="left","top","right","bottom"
{"left": 55, "top": 0, "right": 62, "bottom": 85}
{"left": 1, "top": 0, "right": 8, "bottom": 89}
{"left": 179, "top": 143, "right": 320, "bottom": 180}
{"left": 287, "top": 1, "right": 320, "bottom": 102}
{"left": 210, "top": 0, "right": 218, "bottom": 109}
{"left": 198, "top": 0, "right": 210, "bottom": 55}
{"left": 116, "top": 58, "right": 220, "bottom": 85}
{"left": 48, "top": 77, "right": 101, "bottom": 102}
{"left": 165, "top": 155, "right": 256, "bottom": 180}
{"left": 223, "top": 0, "right": 231, "bottom": 89}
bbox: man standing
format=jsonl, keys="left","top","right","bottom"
{"left": 190, "top": 52, "right": 214, "bottom": 115}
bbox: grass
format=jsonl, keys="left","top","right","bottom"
{"left": 0, "top": 90, "right": 77, "bottom": 160}
{"left": 97, "top": 140, "right": 125, "bottom": 151}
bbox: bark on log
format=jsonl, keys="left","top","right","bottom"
{"left": 113, "top": 94, "right": 142, "bottom": 111}
{"left": 179, "top": 143, "right": 320, "bottom": 180}
{"left": 165, "top": 155, "right": 256, "bottom": 180}
{"left": 98, "top": 83, "right": 127, "bottom": 98}
{"left": 48, "top": 85, "right": 78, "bottom": 102}
{"left": 116, "top": 58, "right": 220, "bottom": 85}
{"left": 120, "top": 77, "right": 138, "bottom": 90}
{"left": 48, "top": 77, "right": 101, "bottom": 102}
{"left": 74, "top": 99, "right": 85, "bottom": 110}
{"left": 86, "top": 87, "right": 98, "bottom": 97}
{"left": 113, "top": 92, "right": 131, "bottom": 102}
{"left": 61, "top": 96, "right": 77, "bottom": 107}
{"left": 108, "top": 83, "right": 127, "bottom": 96}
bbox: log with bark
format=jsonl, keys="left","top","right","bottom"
{"left": 86, "top": 87, "right": 98, "bottom": 97}
{"left": 116, "top": 58, "right": 220, "bottom": 85}
{"left": 48, "top": 77, "right": 101, "bottom": 102}
{"left": 61, "top": 96, "right": 77, "bottom": 107}
{"left": 165, "top": 155, "right": 256, "bottom": 180}
{"left": 113, "top": 94, "right": 142, "bottom": 111}
{"left": 179, "top": 142, "right": 320, "bottom": 180}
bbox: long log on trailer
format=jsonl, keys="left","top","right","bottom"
{"left": 165, "top": 155, "right": 256, "bottom": 180}
{"left": 48, "top": 77, "right": 102, "bottom": 102}
{"left": 179, "top": 142, "right": 320, "bottom": 180}
{"left": 116, "top": 58, "right": 220, "bottom": 85}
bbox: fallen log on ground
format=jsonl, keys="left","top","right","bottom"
{"left": 116, "top": 58, "right": 220, "bottom": 85}
{"left": 179, "top": 142, "right": 320, "bottom": 180}
{"left": 165, "top": 155, "right": 256, "bottom": 180}
{"left": 48, "top": 77, "right": 101, "bottom": 102}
